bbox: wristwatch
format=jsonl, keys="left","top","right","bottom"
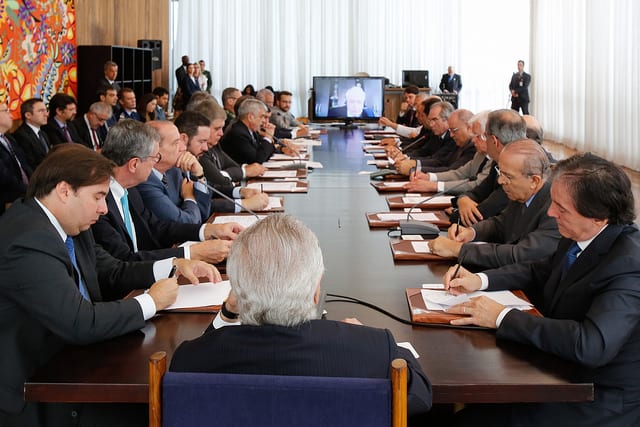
{"left": 221, "top": 301, "right": 239, "bottom": 320}
{"left": 191, "top": 173, "right": 204, "bottom": 181}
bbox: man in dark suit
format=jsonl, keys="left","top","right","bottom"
{"left": 175, "top": 55, "right": 190, "bottom": 87}
{"left": 509, "top": 60, "right": 531, "bottom": 114}
{"left": 93, "top": 120, "right": 239, "bottom": 278}
{"left": 439, "top": 66, "right": 462, "bottom": 93}
{"left": 444, "top": 153, "right": 640, "bottom": 426}
{"left": 170, "top": 214, "right": 433, "bottom": 422}
{"left": 11, "top": 98, "right": 51, "bottom": 170}
{"left": 71, "top": 101, "right": 112, "bottom": 151}
{"left": 0, "top": 143, "right": 218, "bottom": 427}
{"left": 429, "top": 140, "right": 560, "bottom": 269}
{"left": 0, "top": 104, "right": 31, "bottom": 214}
{"left": 97, "top": 85, "right": 119, "bottom": 140}
{"left": 176, "top": 110, "right": 269, "bottom": 213}
{"left": 97, "top": 60, "right": 121, "bottom": 92}
{"left": 220, "top": 98, "right": 282, "bottom": 164}
{"left": 41, "top": 93, "right": 81, "bottom": 145}
{"left": 449, "top": 109, "right": 527, "bottom": 226}
{"left": 137, "top": 120, "right": 211, "bottom": 224}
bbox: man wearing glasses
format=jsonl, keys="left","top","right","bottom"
{"left": 71, "top": 102, "right": 113, "bottom": 152}
{"left": 92, "top": 120, "right": 241, "bottom": 298}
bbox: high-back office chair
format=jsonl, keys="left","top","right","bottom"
{"left": 149, "top": 351, "right": 408, "bottom": 427}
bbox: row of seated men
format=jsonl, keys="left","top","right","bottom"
{"left": 2, "top": 87, "right": 640, "bottom": 426}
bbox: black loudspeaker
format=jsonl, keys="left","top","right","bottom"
{"left": 138, "top": 39, "right": 162, "bottom": 70}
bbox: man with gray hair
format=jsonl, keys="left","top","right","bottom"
{"left": 72, "top": 101, "right": 113, "bottom": 151}
{"left": 170, "top": 214, "right": 433, "bottom": 419}
{"left": 429, "top": 139, "right": 560, "bottom": 269}
{"left": 92, "top": 120, "right": 240, "bottom": 287}
{"left": 220, "top": 98, "right": 292, "bottom": 164}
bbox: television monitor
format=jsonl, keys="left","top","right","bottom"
{"left": 312, "top": 76, "right": 385, "bottom": 124}
{"left": 402, "top": 70, "right": 429, "bottom": 88}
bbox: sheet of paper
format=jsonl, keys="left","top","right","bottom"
{"left": 380, "top": 181, "right": 409, "bottom": 188}
{"left": 360, "top": 139, "right": 380, "bottom": 144}
{"left": 292, "top": 138, "right": 322, "bottom": 146}
{"left": 164, "top": 281, "right": 232, "bottom": 310}
{"left": 260, "top": 170, "right": 298, "bottom": 178}
{"left": 402, "top": 196, "right": 454, "bottom": 204}
{"left": 266, "top": 197, "right": 282, "bottom": 209}
{"left": 270, "top": 153, "right": 310, "bottom": 161}
{"left": 377, "top": 212, "right": 438, "bottom": 221}
{"left": 397, "top": 342, "right": 420, "bottom": 359}
{"left": 247, "top": 182, "right": 298, "bottom": 192}
{"left": 411, "top": 241, "right": 432, "bottom": 253}
{"left": 422, "top": 283, "right": 445, "bottom": 289}
{"left": 403, "top": 207, "right": 422, "bottom": 212}
{"left": 212, "top": 215, "right": 266, "bottom": 228}
{"left": 401, "top": 235, "right": 424, "bottom": 241}
{"left": 367, "top": 160, "right": 389, "bottom": 167}
{"left": 420, "top": 289, "right": 533, "bottom": 311}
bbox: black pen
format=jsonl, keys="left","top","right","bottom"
{"left": 455, "top": 217, "right": 460, "bottom": 237}
{"left": 169, "top": 265, "right": 177, "bottom": 278}
{"left": 451, "top": 252, "right": 466, "bottom": 281}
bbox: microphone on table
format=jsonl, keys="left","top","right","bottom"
{"left": 398, "top": 134, "right": 426, "bottom": 153}
{"left": 187, "top": 171, "right": 260, "bottom": 219}
{"left": 397, "top": 177, "right": 477, "bottom": 237}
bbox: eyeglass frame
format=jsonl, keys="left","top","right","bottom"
{"left": 141, "top": 152, "right": 162, "bottom": 163}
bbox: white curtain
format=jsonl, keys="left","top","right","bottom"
{"left": 173, "top": 0, "right": 639, "bottom": 170}
{"left": 173, "top": 0, "right": 529, "bottom": 118}
{"left": 531, "top": 0, "right": 640, "bottom": 170}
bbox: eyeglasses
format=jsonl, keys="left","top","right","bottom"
{"left": 449, "top": 127, "right": 459, "bottom": 134}
{"left": 494, "top": 166, "right": 515, "bottom": 184}
{"left": 427, "top": 117, "right": 442, "bottom": 124}
{"left": 143, "top": 152, "right": 162, "bottom": 163}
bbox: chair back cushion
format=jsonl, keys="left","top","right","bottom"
{"left": 162, "top": 371, "right": 391, "bottom": 426}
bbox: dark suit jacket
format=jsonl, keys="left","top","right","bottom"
{"left": 484, "top": 224, "right": 640, "bottom": 426}
{"left": 71, "top": 115, "right": 102, "bottom": 150}
{"left": 509, "top": 72, "right": 531, "bottom": 102}
{"left": 180, "top": 75, "right": 201, "bottom": 105}
{"left": 170, "top": 319, "right": 432, "bottom": 418}
{"left": 439, "top": 73, "right": 462, "bottom": 92}
{"left": 220, "top": 120, "right": 275, "bottom": 165}
{"left": 91, "top": 188, "right": 201, "bottom": 264}
{"left": 97, "top": 77, "right": 121, "bottom": 92}
{"left": 42, "top": 118, "right": 81, "bottom": 146}
{"left": 420, "top": 139, "right": 476, "bottom": 173}
{"left": 0, "top": 134, "right": 32, "bottom": 213}
{"left": 0, "top": 198, "right": 153, "bottom": 414}
{"left": 460, "top": 181, "right": 560, "bottom": 269}
{"left": 136, "top": 168, "right": 211, "bottom": 224}
{"left": 449, "top": 160, "right": 509, "bottom": 224}
{"left": 397, "top": 108, "right": 419, "bottom": 128}
{"left": 11, "top": 123, "right": 50, "bottom": 170}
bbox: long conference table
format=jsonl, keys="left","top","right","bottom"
{"left": 25, "top": 127, "right": 593, "bottom": 405}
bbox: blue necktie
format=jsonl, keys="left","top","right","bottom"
{"left": 561, "top": 242, "right": 580, "bottom": 279}
{"left": 120, "top": 191, "right": 135, "bottom": 241}
{"left": 64, "top": 237, "right": 91, "bottom": 301}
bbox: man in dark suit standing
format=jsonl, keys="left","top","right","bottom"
{"left": 0, "top": 104, "right": 31, "bottom": 214}
{"left": 0, "top": 143, "right": 218, "bottom": 427}
{"left": 509, "top": 60, "right": 531, "bottom": 114}
{"left": 11, "top": 98, "right": 50, "bottom": 170}
{"left": 170, "top": 214, "right": 433, "bottom": 422}
{"left": 429, "top": 140, "right": 560, "bottom": 269}
{"left": 175, "top": 55, "right": 190, "bottom": 86}
{"left": 439, "top": 66, "right": 462, "bottom": 93}
{"left": 444, "top": 153, "right": 640, "bottom": 426}
{"left": 97, "top": 60, "right": 121, "bottom": 92}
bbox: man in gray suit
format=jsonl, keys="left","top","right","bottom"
{"left": 429, "top": 139, "right": 560, "bottom": 269}
{"left": 0, "top": 143, "right": 218, "bottom": 426}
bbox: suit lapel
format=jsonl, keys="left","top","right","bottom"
{"left": 106, "top": 193, "right": 133, "bottom": 246}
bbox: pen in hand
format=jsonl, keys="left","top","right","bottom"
{"left": 455, "top": 217, "right": 460, "bottom": 238}
{"left": 169, "top": 265, "right": 178, "bottom": 278}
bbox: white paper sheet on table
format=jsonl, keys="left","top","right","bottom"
{"left": 410, "top": 242, "right": 432, "bottom": 253}
{"left": 401, "top": 235, "right": 424, "bottom": 241}
{"left": 247, "top": 182, "right": 298, "bottom": 192}
{"left": 380, "top": 181, "right": 409, "bottom": 188}
{"left": 292, "top": 138, "right": 322, "bottom": 146}
{"left": 163, "top": 281, "right": 232, "bottom": 310}
{"left": 402, "top": 196, "right": 453, "bottom": 204}
{"left": 260, "top": 170, "right": 298, "bottom": 178}
{"left": 420, "top": 290, "right": 532, "bottom": 311}
{"left": 262, "top": 160, "right": 323, "bottom": 169}
{"left": 266, "top": 197, "right": 282, "bottom": 209}
{"left": 212, "top": 215, "right": 266, "bottom": 228}
{"left": 270, "top": 153, "right": 310, "bottom": 161}
{"left": 377, "top": 212, "right": 438, "bottom": 221}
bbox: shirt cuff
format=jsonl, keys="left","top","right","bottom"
{"left": 496, "top": 307, "right": 514, "bottom": 328}
{"left": 212, "top": 313, "right": 242, "bottom": 329}
{"left": 428, "top": 173, "right": 438, "bottom": 181}
{"left": 232, "top": 187, "right": 242, "bottom": 198}
{"left": 240, "top": 165, "right": 247, "bottom": 178}
{"left": 198, "top": 224, "right": 207, "bottom": 241}
{"left": 153, "top": 257, "right": 176, "bottom": 280}
{"left": 134, "top": 293, "right": 157, "bottom": 320}
{"left": 477, "top": 272, "right": 489, "bottom": 290}
{"left": 291, "top": 128, "right": 298, "bottom": 139}
{"left": 416, "top": 160, "right": 421, "bottom": 170}
{"left": 193, "top": 180, "right": 208, "bottom": 194}
{"left": 437, "top": 181, "right": 445, "bottom": 192}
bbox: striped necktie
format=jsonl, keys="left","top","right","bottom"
{"left": 64, "top": 236, "right": 91, "bottom": 301}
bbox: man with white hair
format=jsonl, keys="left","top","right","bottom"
{"left": 328, "top": 85, "right": 376, "bottom": 118}
{"left": 170, "top": 214, "right": 433, "bottom": 420}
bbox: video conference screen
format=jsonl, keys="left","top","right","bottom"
{"left": 312, "top": 76, "right": 385, "bottom": 121}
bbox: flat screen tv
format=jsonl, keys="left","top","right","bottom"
{"left": 312, "top": 76, "right": 385, "bottom": 124}
{"left": 402, "top": 70, "right": 429, "bottom": 88}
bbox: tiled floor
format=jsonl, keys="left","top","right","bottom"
{"left": 543, "top": 141, "right": 640, "bottom": 218}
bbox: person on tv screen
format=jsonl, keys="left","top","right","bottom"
{"left": 328, "top": 86, "right": 376, "bottom": 118}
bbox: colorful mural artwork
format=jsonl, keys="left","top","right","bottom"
{"left": 0, "top": 0, "right": 77, "bottom": 121}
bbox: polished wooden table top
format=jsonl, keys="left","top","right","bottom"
{"left": 25, "top": 127, "right": 593, "bottom": 404}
